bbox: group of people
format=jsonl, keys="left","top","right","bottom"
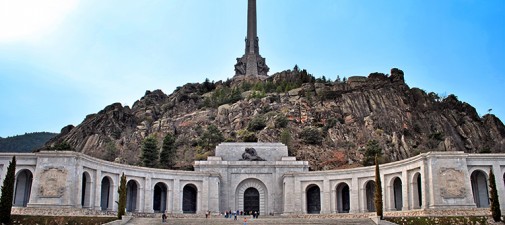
{"left": 223, "top": 210, "right": 260, "bottom": 219}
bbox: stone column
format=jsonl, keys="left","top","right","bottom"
{"left": 94, "top": 170, "right": 102, "bottom": 211}
{"left": 247, "top": 0, "right": 257, "bottom": 54}
{"left": 350, "top": 177, "right": 360, "bottom": 213}
{"left": 173, "top": 179, "right": 182, "bottom": 213}
{"left": 321, "top": 179, "right": 331, "bottom": 214}
{"left": 420, "top": 160, "right": 428, "bottom": 209}
{"left": 112, "top": 174, "right": 119, "bottom": 211}
{"left": 330, "top": 186, "right": 336, "bottom": 213}
{"left": 402, "top": 170, "right": 409, "bottom": 211}
{"left": 144, "top": 177, "right": 153, "bottom": 213}
{"left": 281, "top": 174, "right": 295, "bottom": 215}
{"left": 208, "top": 175, "right": 221, "bottom": 213}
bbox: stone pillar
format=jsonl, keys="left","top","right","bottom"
{"left": 208, "top": 175, "right": 221, "bottom": 213}
{"left": 112, "top": 174, "right": 119, "bottom": 211}
{"left": 281, "top": 174, "right": 295, "bottom": 214}
{"left": 94, "top": 170, "right": 102, "bottom": 211}
{"left": 144, "top": 177, "right": 153, "bottom": 213}
{"left": 350, "top": 177, "right": 360, "bottom": 213}
{"left": 247, "top": 0, "right": 257, "bottom": 54}
{"left": 321, "top": 179, "right": 331, "bottom": 214}
{"left": 402, "top": 170, "right": 409, "bottom": 211}
{"left": 294, "top": 178, "right": 303, "bottom": 214}
{"left": 173, "top": 179, "right": 182, "bottom": 213}
{"left": 330, "top": 186, "right": 336, "bottom": 213}
{"left": 420, "top": 161, "right": 428, "bottom": 209}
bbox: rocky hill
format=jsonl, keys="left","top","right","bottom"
{"left": 43, "top": 68, "right": 505, "bottom": 170}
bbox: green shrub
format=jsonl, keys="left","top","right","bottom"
{"left": 247, "top": 116, "right": 267, "bottom": 131}
{"left": 275, "top": 114, "right": 289, "bottom": 128}
{"left": 300, "top": 127, "right": 323, "bottom": 145}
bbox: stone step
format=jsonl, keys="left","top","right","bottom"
{"left": 125, "top": 217, "right": 377, "bottom": 225}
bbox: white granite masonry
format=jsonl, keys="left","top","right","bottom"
{"left": 1, "top": 143, "right": 504, "bottom": 216}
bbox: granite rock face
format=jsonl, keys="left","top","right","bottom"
{"left": 43, "top": 69, "right": 505, "bottom": 170}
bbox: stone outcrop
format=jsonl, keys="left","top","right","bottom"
{"left": 43, "top": 68, "right": 505, "bottom": 170}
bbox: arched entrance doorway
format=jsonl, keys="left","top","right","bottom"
{"left": 244, "top": 187, "right": 260, "bottom": 214}
{"left": 412, "top": 173, "right": 422, "bottom": 209}
{"left": 365, "top": 180, "right": 376, "bottom": 212}
{"left": 471, "top": 170, "right": 489, "bottom": 208}
{"left": 336, "top": 183, "right": 350, "bottom": 213}
{"left": 14, "top": 169, "right": 33, "bottom": 207}
{"left": 306, "top": 185, "right": 321, "bottom": 214}
{"left": 236, "top": 179, "right": 268, "bottom": 215}
{"left": 81, "top": 172, "right": 92, "bottom": 208}
{"left": 126, "top": 180, "right": 139, "bottom": 212}
{"left": 393, "top": 177, "right": 402, "bottom": 211}
{"left": 182, "top": 184, "right": 197, "bottom": 213}
{"left": 153, "top": 182, "right": 167, "bottom": 212}
{"left": 100, "top": 176, "right": 113, "bottom": 210}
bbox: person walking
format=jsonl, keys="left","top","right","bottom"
{"left": 161, "top": 212, "right": 167, "bottom": 223}
{"left": 244, "top": 217, "right": 248, "bottom": 225}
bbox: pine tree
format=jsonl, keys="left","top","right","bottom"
{"left": 489, "top": 169, "right": 502, "bottom": 222}
{"left": 117, "top": 173, "right": 127, "bottom": 219}
{"left": 160, "top": 133, "right": 176, "bottom": 169}
{"left": 363, "top": 140, "right": 382, "bottom": 166}
{"left": 0, "top": 156, "right": 16, "bottom": 224}
{"left": 199, "top": 125, "right": 224, "bottom": 151}
{"left": 374, "top": 156, "right": 384, "bottom": 220}
{"left": 141, "top": 136, "right": 159, "bottom": 168}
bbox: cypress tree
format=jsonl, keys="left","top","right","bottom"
{"left": 159, "top": 133, "right": 176, "bottom": 169}
{"left": 374, "top": 156, "right": 384, "bottom": 220}
{"left": 489, "top": 169, "right": 501, "bottom": 222}
{"left": 141, "top": 136, "right": 159, "bottom": 168}
{"left": 0, "top": 156, "right": 16, "bottom": 224}
{"left": 117, "top": 173, "right": 127, "bottom": 219}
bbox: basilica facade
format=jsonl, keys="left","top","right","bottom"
{"left": 1, "top": 142, "right": 504, "bottom": 216}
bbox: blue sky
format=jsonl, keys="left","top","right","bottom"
{"left": 0, "top": 0, "right": 504, "bottom": 137}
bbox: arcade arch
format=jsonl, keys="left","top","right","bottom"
{"left": 365, "top": 180, "right": 376, "bottom": 212}
{"left": 14, "top": 169, "right": 33, "bottom": 207}
{"left": 470, "top": 170, "right": 489, "bottom": 208}
{"left": 100, "top": 176, "right": 114, "bottom": 211}
{"left": 183, "top": 184, "right": 197, "bottom": 213}
{"left": 81, "top": 172, "right": 92, "bottom": 208}
{"left": 336, "top": 183, "right": 350, "bottom": 213}
{"left": 306, "top": 184, "right": 321, "bottom": 214}
{"left": 126, "top": 179, "right": 140, "bottom": 212}
{"left": 153, "top": 182, "right": 168, "bottom": 212}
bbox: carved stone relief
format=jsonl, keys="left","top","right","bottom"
{"left": 38, "top": 167, "right": 68, "bottom": 198}
{"left": 439, "top": 168, "right": 466, "bottom": 198}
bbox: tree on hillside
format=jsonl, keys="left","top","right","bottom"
{"left": 160, "top": 133, "right": 177, "bottom": 169}
{"left": 117, "top": 173, "right": 126, "bottom": 219}
{"left": 280, "top": 129, "right": 293, "bottom": 156}
{"left": 489, "top": 169, "right": 502, "bottom": 222}
{"left": 141, "top": 136, "right": 159, "bottom": 168}
{"left": 199, "top": 125, "right": 224, "bottom": 151}
{"left": 374, "top": 156, "right": 384, "bottom": 220}
{"left": 363, "top": 140, "right": 382, "bottom": 166}
{"left": 0, "top": 156, "right": 16, "bottom": 224}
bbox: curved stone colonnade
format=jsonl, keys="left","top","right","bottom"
{"left": 0, "top": 151, "right": 220, "bottom": 214}
{"left": 281, "top": 151, "right": 505, "bottom": 215}
{"left": 1, "top": 146, "right": 505, "bottom": 216}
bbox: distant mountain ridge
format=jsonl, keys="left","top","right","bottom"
{"left": 0, "top": 132, "right": 58, "bottom": 152}
{"left": 43, "top": 68, "right": 505, "bottom": 170}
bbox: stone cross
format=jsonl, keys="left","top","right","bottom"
{"left": 234, "top": 0, "right": 269, "bottom": 78}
